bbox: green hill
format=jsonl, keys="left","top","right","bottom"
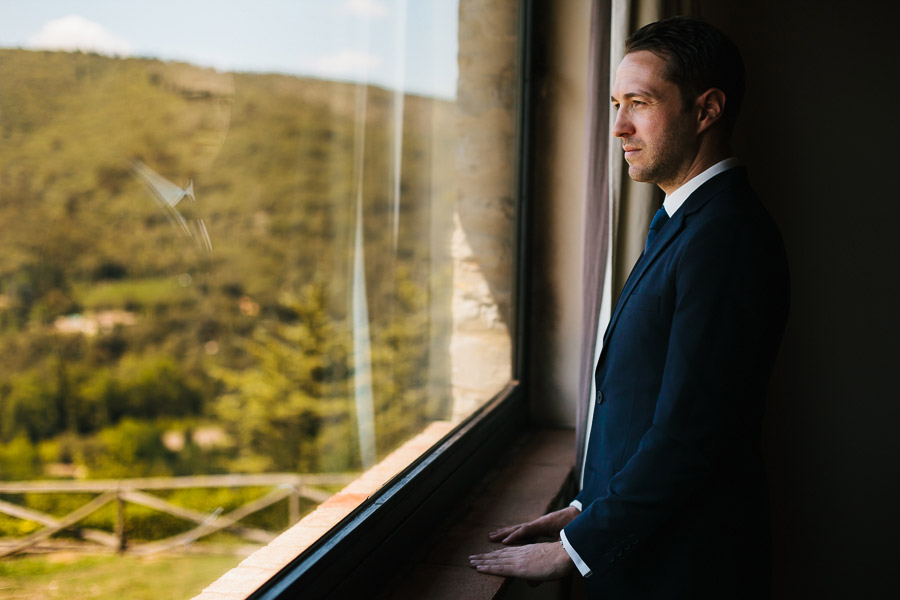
{"left": 0, "top": 48, "right": 455, "bottom": 479}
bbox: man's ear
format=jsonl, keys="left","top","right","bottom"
{"left": 695, "top": 88, "right": 726, "bottom": 134}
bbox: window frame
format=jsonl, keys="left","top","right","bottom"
{"left": 248, "top": 1, "right": 535, "bottom": 597}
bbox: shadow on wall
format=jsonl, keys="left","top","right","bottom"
{"left": 699, "top": 1, "right": 900, "bottom": 598}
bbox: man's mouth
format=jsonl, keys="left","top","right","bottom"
{"left": 623, "top": 147, "right": 640, "bottom": 159}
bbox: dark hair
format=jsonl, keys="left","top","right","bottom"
{"left": 625, "top": 16, "right": 745, "bottom": 133}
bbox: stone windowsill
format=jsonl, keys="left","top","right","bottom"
{"left": 385, "top": 428, "right": 575, "bottom": 599}
{"left": 194, "top": 425, "right": 575, "bottom": 600}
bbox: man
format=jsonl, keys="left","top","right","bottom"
{"left": 469, "top": 16, "right": 789, "bottom": 599}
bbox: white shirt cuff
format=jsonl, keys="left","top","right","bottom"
{"left": 560, "top": 529, "right": 592, "bottom": 577}
{"left": 569, "top": 499, "right": 583, "bottom": 511}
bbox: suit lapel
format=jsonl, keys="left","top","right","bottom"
{"left": 600, "top": 212, "right": 685, "bottom": 350}
{"left": 598, "top": 167, "right": 748, "bottom": 356}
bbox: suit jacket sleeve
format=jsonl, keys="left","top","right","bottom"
{"left": 563, "top": 200, "right": 789, "bottom": 577}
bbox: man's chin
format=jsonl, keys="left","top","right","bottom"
{"left": 627, "top": 165, "right": 652, "bottom": 183}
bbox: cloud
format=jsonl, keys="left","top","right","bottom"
{"left": 308, "top": 49, "right": 382, "bottom": 77}
{"left": 340, "top": 0, "right": 389, "bottom": 19}
{"left": 27, "top": 15, "right": 132, "bottom": 56}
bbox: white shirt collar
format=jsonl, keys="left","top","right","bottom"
{"left": 662, "top": 157, "right": 741, "bottom": 217}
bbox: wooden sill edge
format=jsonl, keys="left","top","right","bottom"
{"left": 193, "top": 426, "right": 575, "bottom": 600}
{"left": 383, "top": 427, "right": 576, "bottom": 600}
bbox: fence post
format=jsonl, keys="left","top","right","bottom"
{"left": 289, "top": 486, "right": 300, "bottom": 525}
{"left": 115, "top": 486, "right": 126, "bottom": 553}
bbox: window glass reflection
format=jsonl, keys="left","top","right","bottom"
{"left": 0, "top": 0, "right": 518, "bottom": 596}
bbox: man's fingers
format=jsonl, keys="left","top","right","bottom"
{"left": 501, "top": 527, "right": 530, "bottom": 544}
{"left": 469, "top": 547, "right": 536, "bottom": 570}
{"left": 469, "top": 543, "right": 571, "bottom": 581}
{"left": 487, "top": 525, "right": 518, "bottom": 542}
{"left": 488, "top": 521, "right": 539, "bottom": 544}
{"left": 469, "top": 549, "right": 519, "bottom": 575}
{"left": 488, "top": 508, "right": 580, "bottom": 543}
{"left": 469, "top": 548, "right": 517, "bottom": 564}
{"left": 503, "top": 522, "right": 542, "bottom": 544}
{"left": 488, "top": 523, "right": 529, "bottom": 543}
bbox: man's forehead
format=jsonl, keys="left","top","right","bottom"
{"left": 611, "top": 50, "right": 672, "bottom": 98}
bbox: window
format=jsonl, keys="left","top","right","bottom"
{"left": 0, "top": 1, "right": 526, "bottom": 598}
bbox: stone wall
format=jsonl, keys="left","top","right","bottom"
{"left": 450, "top": 0, "right": 519, "bottom": 420}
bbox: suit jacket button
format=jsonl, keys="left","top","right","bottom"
{"left": 596, "top": 391, "right": 604, "bottom": 404}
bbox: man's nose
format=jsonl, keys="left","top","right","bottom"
{"left": 611, "top": 109, "right": 633, "bottom": 138}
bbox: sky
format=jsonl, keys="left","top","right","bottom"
{"left": 0, "top": 0, "right": 460, "bottom": 98}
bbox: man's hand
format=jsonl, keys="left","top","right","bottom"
{"left": 469, "top": 542, "right": 574, "bottom": 581}
{"left": 487, "top": 506, "right": 580, "bottom": 545}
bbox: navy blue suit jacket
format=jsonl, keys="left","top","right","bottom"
{"left": 564, "top": 167, "right": 789, "bottom": 599}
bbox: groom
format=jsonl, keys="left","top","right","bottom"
{"left": 470, "top": 16, "right": 789, "bottom": 600}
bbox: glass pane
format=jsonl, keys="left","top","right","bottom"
{"left": 0, "top": 0, "right": 518, "bottom": 596}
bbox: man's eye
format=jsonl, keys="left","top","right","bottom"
{"left": 632, "top": 100, "right": 644, "bottom": 107}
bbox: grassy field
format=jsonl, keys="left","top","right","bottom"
{"left": 0, "top": 552, "right": 242, "bottom": 599}
{"left": 75, "top": 277, "right": 193, "bottom": 311}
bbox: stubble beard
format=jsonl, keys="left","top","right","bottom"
{"left": 624, "top": 119, "right": 696, "bottom": 189}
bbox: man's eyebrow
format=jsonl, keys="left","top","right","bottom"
{"left": 610, "top": 90, "right": 656, "bottom": 102}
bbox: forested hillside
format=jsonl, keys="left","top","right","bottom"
{"left": 0, "top": 48, "right": 456, "bottom": 483}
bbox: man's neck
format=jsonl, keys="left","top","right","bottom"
{"left": 659, "top": 137, "right": 730, "bottom": 195}
{"left": 662, "top": 157, "right": 740, "bottom": 217}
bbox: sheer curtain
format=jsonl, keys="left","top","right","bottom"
{"left": 574, "top": 0, "right": 612, "bottom": 481}
{"left": 575, "top": 0, "right": 695, "bottom": 479}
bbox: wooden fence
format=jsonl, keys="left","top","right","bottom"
{"left": 0, "top": 473, "right": 355, "bottom": 558}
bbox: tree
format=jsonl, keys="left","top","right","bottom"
{"left": 211, "top": 283, "right": 356, "bottom": 473}
{"left": 0, "top": 435, "right": 40, "bottom": 480}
